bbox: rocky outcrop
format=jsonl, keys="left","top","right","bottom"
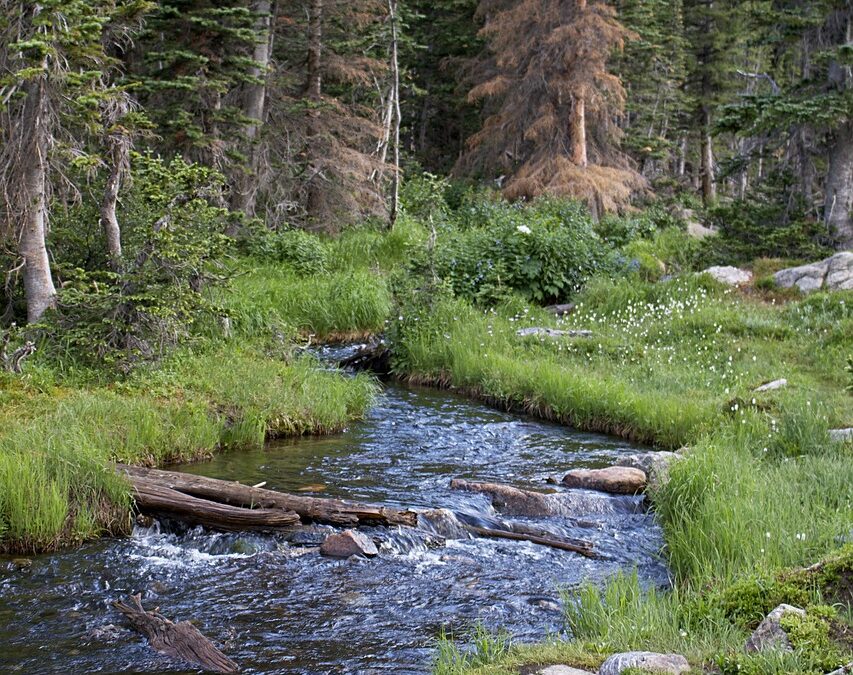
{"left": 744, "top": 604, "right": 806, "bottom": 653}
{"left": 561, "top": 467, "right": 647, "bottom": 495}
{"left": 319, "top": 530, "right": 379, "bottom": 558}
{"left": 773, "top": 252, "right": 853, "bottom": 293}
{"left": 702, "top": 266, "right": 752, "bottom": 286}
{"left": 598, "top": 651, "right": 690, "bottom": 675}
{"left": 517, "top": 327, "right": 593, "bottom": 339}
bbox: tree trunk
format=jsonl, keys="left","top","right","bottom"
{"left": 229, "top": 0, "right": 274, "bottom": 222}
{"left": 824, "top": 121, "right": 853, "bottom": 249}
{"left": 19, "top": 76, "right": 57, "bottom": 323}
{"left": 117, "top": 464, "right": 419, "bottom": 528}
{"left": 101, "top": 140, "right": 124, "bottom": 270}
{"left": 388, "top": 0, "right": 401, "bottom": 229}
{"left": 305, "top": 0, "right": 323, "bottom": 101}
{"left": 570, "top": 95, "right": 587, "bottom": 167}
{"left": 700, "top": 106, "right": 716, "bottom": 204}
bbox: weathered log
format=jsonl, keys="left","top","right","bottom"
{"left": 127, "top": 479, "right": 300, "bottom": 533}
{"left": 544, "top": 302, "right": 576, "bottom": 316}
{"left": 338, "top": 339, "right": 391, "bottom": 375}
{"left": 118, "top": 464, "right": 418, "bottom": 528}
{"left": 114, "top": 594, "right": 238, "bottom": 673}
{"left": 463, "top": 524, "right": 598, "bottom": 558}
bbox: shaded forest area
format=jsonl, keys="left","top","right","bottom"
{"left": 0, "top": 0, "right": 851, "bottom": 332}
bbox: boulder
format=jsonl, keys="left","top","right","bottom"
{"left": 598, "top": 651, "right": 690, "bottom": 675}
{"left": 418, "top": 508, "right": 471, "bottom": 539}
{"left": 755, "top": 378, "right": 787, "bottom": 392}
{"left": 516, "top": 327, "right": 593, "bottom": 339}
{"left": 536, "top": 667, "right": 594, "bottom": 675}
{"left": 702, "top": 266, "right": 752, "bottom": 286}
{"left": 773, "top": 252, "right": 853, "bottom": 293}
{"left": 744, "top": 603, "right": 806, "bottom": 653}
{"left": 319, "top": 530, "right": 378, "bottom": 558}
{"left": 829, "top": 428, "right": 853, "bottom": 443}
{"left": 615, "top": 452, "right": 682, "bottom": 491}
{"left": 826, "top": 662, "right": 853, "bottom": 675}
{"left": 561, "top": 467, "right": 647, "bottom": 495}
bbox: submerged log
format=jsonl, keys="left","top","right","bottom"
{"left": 118, "top": 464, "right": 418, "bottom": 528}
{"left": 128, "top": 479, "right": 300, "bottom": 533}
{"left": 449, "top": 478, "right": 556, "bottom": 516}
{"left": 464, "top": 524, "right": 598, "bottom": 559}
{"left": 114, "top": 594, "right": 238, "bottom": 673}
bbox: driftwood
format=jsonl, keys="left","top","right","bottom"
{"left": 118, "top": 464, "right": 418, "bottom": 529}
{"left": 128, "top": 479, "right": 300, "bottom": 533}
{"left": 114, "top": 594, "right": 238, "bottom": 673}
{"left": 463, "top": 524, "right": 598, "bottom": 559}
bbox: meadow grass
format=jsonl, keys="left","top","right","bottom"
{"left": 390, "top": 275, "right": 853, "bottom": 674}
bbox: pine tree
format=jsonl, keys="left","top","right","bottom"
{"left": 456, "top": 0, "right": 645, "bottom": 215}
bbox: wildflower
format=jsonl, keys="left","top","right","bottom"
{"left": 516, "top": 224, "right": 532, "bottom": 235}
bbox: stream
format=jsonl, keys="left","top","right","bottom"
{"left": 0, "top": 350, "right": 668, "bottom": 674}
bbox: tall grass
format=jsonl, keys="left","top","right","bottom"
{"left": 0, "top": 347, "right": 377, "bottom": 552}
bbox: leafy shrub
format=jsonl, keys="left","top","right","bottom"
{"left": 430, "top": 197, "right": 610, "bottom": 304}
{"left": 242, "top": 228, "right": 329, "bottom": 274}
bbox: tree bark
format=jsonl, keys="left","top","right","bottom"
{"left": 117, "top": 464, "right": 419, "bottom": 528}
{"left": 700, "top": 106, "right": 716, "bottom": 204}
{"left": 570, "top": 95, "right": 588, "bottom": 167}
{"left": 388, "top": 0, "right": 401, "bottom": 229}
{"left": 113, "top": 594, "right": 238, "bottom": 674}
{"left": 824, "top": 121, "right": 853, "bottom": 249}
{"left": 305, "top": 0, "right": 324, "bottom": 101}
{"left": 19, "top": 75, "right": 57, "bottom": 323}
{"left": 229, "top": 0, "right": 274, "bottom": 222}
{"left": 101, "top": 139, "right": 124, "bottom": 270}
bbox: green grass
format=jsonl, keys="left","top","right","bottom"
{"left": 388, "top": 275, "right": 853, "bottom": 674}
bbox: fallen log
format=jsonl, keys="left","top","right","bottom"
{"left": 128, "top": 479, "right": 300, "bottom": 533}
{"left": 463, "top": 524, "right": 598, "bottom": 558}
{"left": 118, "top": 464, "right": 418, "bottom": 528}
{"left": 114, "top": 594, "right": 238, "bottom": 673}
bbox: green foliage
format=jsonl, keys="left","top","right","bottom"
{"left": 44, "top": 154, "right": 230, "bottom": 369}
{"left": 430, "top": 197, "right": 609, "bottom": 304}
{"left": 242, "top": 228, "right": 330, "bottom": 275}
{"left": 433, "top": 624, "right": 512, "bottom": 675}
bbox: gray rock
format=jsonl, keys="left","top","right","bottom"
{"left": 616, "top": 452, "right": 682, "bottom": 491}
{"left": 755, "top": 378, "right": 787, "bottom": 392}
{"left": 702, "top": 266, "right": 752, "bottom": 286}
{"left": 598, "top": 651, "right": 690, "bottom": 675}
{"left": 744, "top": 603, "right": 806, "bottom": 653}
{"left": 537, "top": 667, "right": 595, "bottom": 675}
{"left": 826, "top": 662, "right": 853, "bottom": 675}
{"left": 687, "top": 220, "right": 717, "bottom": 239}
{"left": 829, "top": 428, "right": 853, "bottom": 443}
{"left": 562, "top": 467, "right": 647, "bottom": 495}
{"left": 516, "top": 327, "right": 593, "bottom": 339}
{"left": 418, "top": 508, "right": 471, "bottom": 539}
{"left": 319, "top": 529, "right": 379, "bottom": 558}
{"left": 773, "top": 252, "right": 853, "bottom": 293}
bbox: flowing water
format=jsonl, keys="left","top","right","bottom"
{"left": 0, "top": 351, "right": 668, "bottom": 674}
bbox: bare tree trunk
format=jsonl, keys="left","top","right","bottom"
{"left": 306, "top": 0, "right": 323, "bottom": 101}
{"left": 229, "top": 0, "right": 274, "bottom": 223}
{"left": 101, "top": 139, "right": 124, "bottom": 270}
{"left": 19, "top": 76, "right": 56, "bottom": 323}
{"left": 824, "top": 121, "right": 853, "bottom": 249}
{"left": 388, "top": 0, "right": 401, "bottom": 229}
{"left": 570, "top": 95, "right": 587, "bottom": 167}
{"left": 700, "top": 106, "right": 716, "bottom": 204}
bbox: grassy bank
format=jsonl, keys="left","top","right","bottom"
{"left": 0, "top": 253, "right": 385, "bottom": 554}
{"left": 389, "top": 276, "right": 853, "bottom": 673}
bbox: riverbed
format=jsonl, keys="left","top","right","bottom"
{"left": 0, "top": 373, "right": 667, "bottom": 674}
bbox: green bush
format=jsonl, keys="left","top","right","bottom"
{"left": 431, "top": 197, "right": 610, "bottom": 304}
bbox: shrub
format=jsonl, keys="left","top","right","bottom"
{"left": 430, "top": 197, "right": 610, "bottom": 304}
{"left": 242, "top": 228, "right": 329, "bottom": 275}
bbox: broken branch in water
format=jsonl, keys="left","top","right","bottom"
{"left": 462, "top": 524, "right": 598, "bottom": 559}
